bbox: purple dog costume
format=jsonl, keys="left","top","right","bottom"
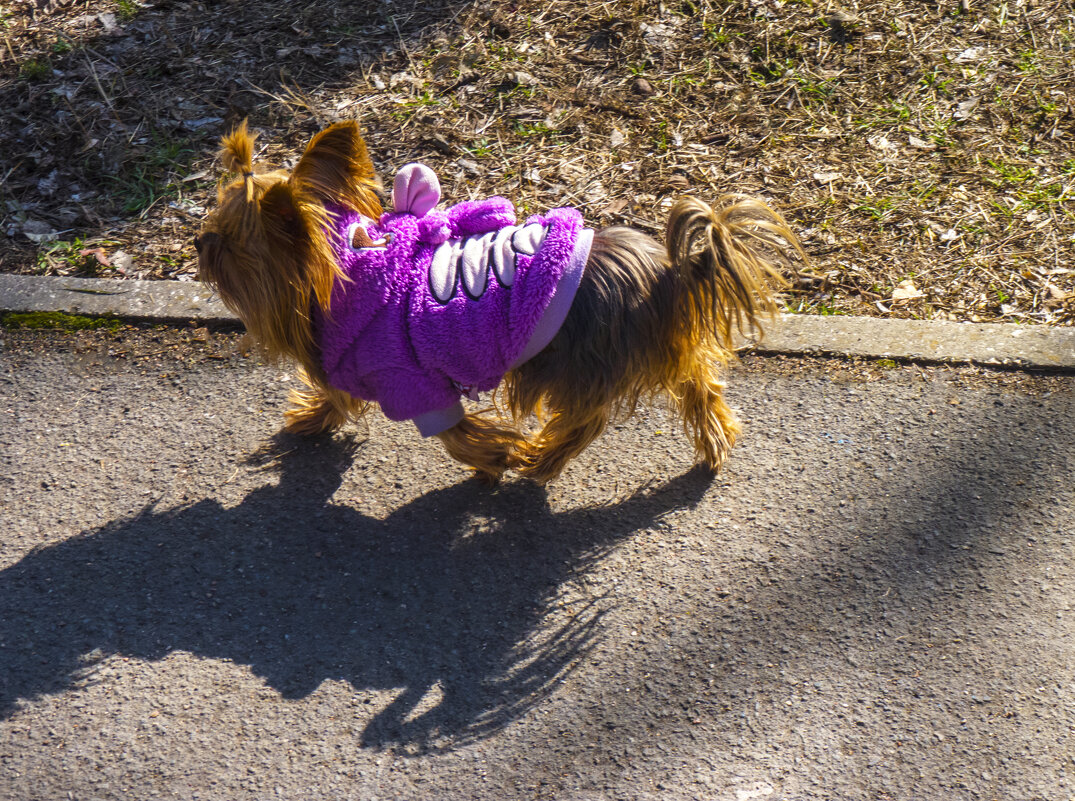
{"left": 317, "top": 163, "right": 594, "bottom": 436}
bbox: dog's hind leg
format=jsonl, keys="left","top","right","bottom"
{"left": 669, "top": 346, "right": 741, "bottom": 473}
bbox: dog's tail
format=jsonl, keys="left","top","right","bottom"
{"left": 665, "top": 196, "right": 803, "bottom": 348}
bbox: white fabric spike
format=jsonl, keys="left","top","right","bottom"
{"left": 512, "top": 223, "right": 548, "bottom": 255}
{"left": 461, "top": 232, "right": 495, "bottom": 298}
{"left": 429, "top": 240, "right": 464, "bottom": 302}
{"left": 491, "top": 226, "right": 518, "bottom": 286}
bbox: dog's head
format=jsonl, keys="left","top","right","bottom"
{"left": 195, "top": 121, "right": 383, "bottom": 365}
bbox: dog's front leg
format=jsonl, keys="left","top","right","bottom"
{"left": 435, "top": 413, "right": 528, "bottom": 484}
{"left": 283, "top": 368, "right": 367, "bottom": 435}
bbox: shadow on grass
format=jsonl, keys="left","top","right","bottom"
{"left": 1, "top": 0, "right": 473, "bottom": 274}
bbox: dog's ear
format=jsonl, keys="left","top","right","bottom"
{"left": 260, "top": 182, "right": 310, "bottom": 247}
{"left": 291, "top": 121, "right": 383, "bottom": 218}
{"left": 259, "top": 181, "right": 340, "bottom": 312}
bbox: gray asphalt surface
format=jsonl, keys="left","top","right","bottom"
{"left": 1, "top": 327, "right": 1072, "bottom": 801}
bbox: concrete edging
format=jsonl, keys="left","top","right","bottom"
{"left": 2, "top": 274, "right": 1073, "bottom": 369}
{"left": 0, "top": 274, "right": 235, "bottom": 327}
{"left": 754, "top": 313, "right": 1075, "bottom": 369}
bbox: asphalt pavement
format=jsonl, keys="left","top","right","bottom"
{"left": 0, "top": 289, "right": 1073, "bottom": 800}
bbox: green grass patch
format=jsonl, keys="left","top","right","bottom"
{"left": 486, "top": 43, "right": 527, "bottom": 63}
{"left": 786, "top": 298, "right": 846, "bottom": 315}
{"left": 855, "top": 197, "right": 895, "bottom": 222}
{"left": 108, "top": 132, "right": 197, "bottom": 216}
{"left": 400, "top": 90, "right": 440, "bottom": 109}
{"left": 19, "top": 58, "right": 51, "bottom": 81}
{"left": 464, "top": 137, "right": 494, "bottom": 158}
{"left": 919, "top": 69, "right": 955, "bottom": 96}
{"left": 2, "top": 312, "right": 122, "bottom": 331}
{"left": 1016, "top": 49, "right": 1040, "bottom": 75}
{"left": 985, "top": 158, "right": 1034, "bottom": 185}
{"left": 116, "top": 0, "right": 139, "bottom": 21}
{"left": 702, "top": 22, "right": 733, "bottom": 46}
{"left": 513, "top": 121, "right": 560, "bottom": 138}
{"left": 35, "top": 239, "right": 105, "bottom": 275}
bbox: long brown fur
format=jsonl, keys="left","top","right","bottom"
{"left": 435, "top": 412, "right": 532, "bottom": 485}
{"left": 198, "top": 120, "right": 804, "bottom": 484}
{"left": 197, "top": 120, "right": 383, "bottom": 436}
{"left": 504, "top": 198, "right": 800, "bottom": 483}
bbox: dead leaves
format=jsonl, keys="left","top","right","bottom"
{"left": 0, "top": 0, "right": 1072, "bottom": 326}
{"left": 890, "top": 279, "right": 924, "bottom": 302}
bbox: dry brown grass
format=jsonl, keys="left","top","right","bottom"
{"left": 1, "top": 0, "right": 1072, "bottom": 324}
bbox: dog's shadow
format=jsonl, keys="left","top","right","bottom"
{"left": 0, "top": 435, "right": 711, "bottom": 753}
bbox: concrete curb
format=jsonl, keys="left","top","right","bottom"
{"left": 2, "top": 274, "right": 1074, "bottom": 369}
{"left": 755, "top": 313, "right": 1075, "bottom": 369}
{"left": 0, "top": 274, "right": 235, "bottom": 326}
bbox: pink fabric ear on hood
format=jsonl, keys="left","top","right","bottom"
{"left": 393, "top": 163, "right": 441, "bottom": 217}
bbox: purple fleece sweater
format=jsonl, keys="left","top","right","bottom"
{"left": 316, "top": 164, "right": 593, "bottom": 436}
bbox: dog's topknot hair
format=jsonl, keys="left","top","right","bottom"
{"left": 219, "top": 120, "right": 258, "bottom": 200}
{"left": 219, "top": 119, "right": 256, "bottom": 175}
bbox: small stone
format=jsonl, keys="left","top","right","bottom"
{"left": 389, "top": 72, "right": 419, "bottom": 90}
{"left": 632, "top": 77, "right": 655, "bottom": 96}
{"left": 891, "top": 279, "right": 923, "bottom": 301}
{"left": 456, "top": 158, "right": 481, "bottom": 176}
{"left": 21, "top": 220, "right": 59, "bottom": 244}
{"left": 953, "top": 46, "right": 984, "bottom": 64}
{"left": 954, "top": 96, "right": 981, "bottom": 121}
{"left": 97, "top": 12, "right": 120, "bottom": 34}
{"left": 111, "top": 250, "right": 134, "bottom": 274}
{"left": 36, "top": 170, "right": 60, "bottom": 197}
{"left": 510, "top": 70, "right": 539, "bottom": 87}
{"left": 639, "top": 21, "right": 673, "bottom": 49}
{"left": 666, "top": 174, "right": 691, "bottom": 191}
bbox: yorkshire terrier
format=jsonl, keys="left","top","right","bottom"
{"left": 196, "top": 120, "right": 803, "bottom": 484}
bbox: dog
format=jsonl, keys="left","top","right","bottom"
{"left": 195, "top": 120, "right": 804, "bottom": 484}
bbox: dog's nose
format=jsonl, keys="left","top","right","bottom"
{"left": 193, "top": 235, "right": 203, "bottom": 252}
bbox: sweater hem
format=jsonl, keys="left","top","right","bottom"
{"left": 510, "top": 227, "right": 593, "bottom": 369}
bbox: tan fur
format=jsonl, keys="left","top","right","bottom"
{"left": 283, "top": 367, "right": 370, "bottom": 435}
{"left": 198, "top": 120, "right": 804, "bottom": 484}
{"left": 197, "top": 121, "right": 383, "bottom": 435}
{"left": 435, "top": 413, "right": 532, "bottom": 485}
